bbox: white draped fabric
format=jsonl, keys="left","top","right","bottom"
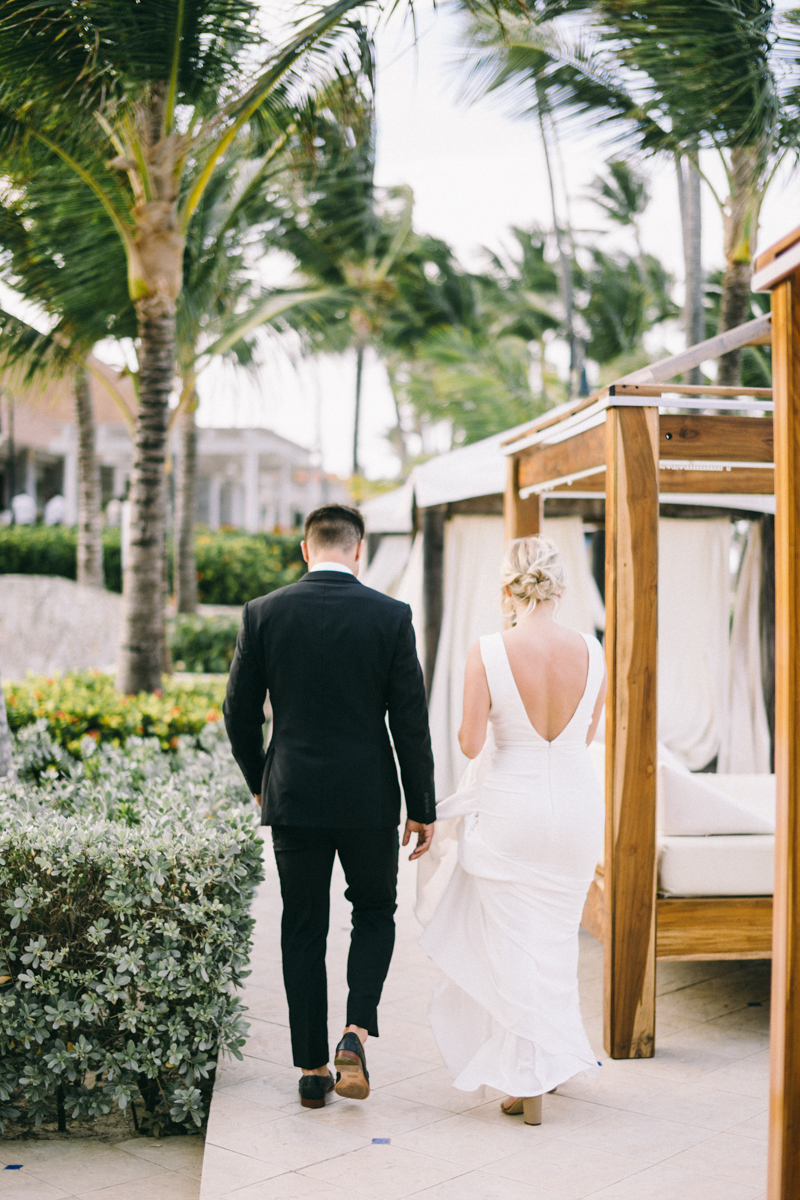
{"left": 427, "top": 515, "right": 605, "bottom": 799}
{"left": 718, "top": 522, "right": 771, "bottom": 773}
{"left": 419, "top": 632, "right": 605, "bottom": 1096}
{"left": 541, "top": 517, "right": 605, "bottom": 634}
{"left": 393, "top": 533, "right": 425, "bottom": 662}
{"left": 360, "top": 535, "right": 412, "bottom": 597}
{"left": 658, "top": 519, "right": 731, "bottom": 771}
{"left": 427, "top": 517, "right": 507, "bottom": 799}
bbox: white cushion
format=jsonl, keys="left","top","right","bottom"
{"left": 659, "top": 764, "right": 774, "bottom": 836}
{"left": 659, "top": 835, "right": 774, "bottom": 897}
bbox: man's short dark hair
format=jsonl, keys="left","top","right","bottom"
{"left": 304, "top": 504, "right": 365, "bottom": 551}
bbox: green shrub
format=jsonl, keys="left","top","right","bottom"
{"left": 194, "top": 528, "right": 304, "bottom": 604}
{"left": 0, "top": 526, "right": 122, "bottom": 591}
{"left": 169, "top": 615, "right": 241, "bottom": 674}
{"left": 0, "top": 800, "right": 263, "bottom": 1134}
{"left": 3, "top": 672, "right": 226, "bottom": 756}
{"left": 0, "top": 524, "right": 303, "bottom": 604}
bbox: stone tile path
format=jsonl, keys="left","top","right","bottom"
{"left": 0, "top": 1134, "right": 203, "bottom": 1199}
{"left": 200, "top": 834, "right": 771, "bottom": 1199}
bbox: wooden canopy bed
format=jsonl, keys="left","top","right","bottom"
{"left": 499, "top": 225, "right": 800, "bottom": 1198}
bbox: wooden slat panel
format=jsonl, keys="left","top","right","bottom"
{"left": 614, "top": 383, "right": 772, "bottom": 399}
{"left": 659, "top": 414, "right": 774, "bottom": 462}
{"left": 547, "top": 467, "right": 775, "bottom": 496}
{"left": 657, "top": 897, "right": 773, "bottom": 960}
{"left": 604, "top": 405, "right": 658, "bottom": 1060}
{"left": 658, "top": 467, "right": 774, "bottom": 494}
{"left": 767, "top": 270, "right": 800, "bottom": 1200}
{"left": 504, "top": 455, "right": 541, "bottom": 540}
{"left": 518, "top": 423, "right": 606, "bottom": 491}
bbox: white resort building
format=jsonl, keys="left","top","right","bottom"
{"left": 0, "top": 356, "right": 348, "bottom": 531}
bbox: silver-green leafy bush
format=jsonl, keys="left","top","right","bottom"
{"left": 0, "top": 723, "right": 263, "bottom": 1135}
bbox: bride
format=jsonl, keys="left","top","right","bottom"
{"left": 419, "top": 535, "right": 606, "bottom": 1125}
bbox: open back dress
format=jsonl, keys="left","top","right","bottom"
{"left": 419, "top": 630, "right": 605, "bottom": 1096}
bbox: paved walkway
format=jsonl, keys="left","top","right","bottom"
{"left": 0, "top": 1135, "right": 203, "bottom": 1198}
{"left": 200, "top": 834, "right": 771, "bottom": 1200}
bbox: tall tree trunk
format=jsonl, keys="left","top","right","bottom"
{"left": 0, "top": 668, "right": 13, "bottom": 779}
{"left": 174, "top": 395, "right": 198, "bottom": 613}
{"left": 74, "top": 366, "right": 104, "bottom": 588}
{"left": 718, "top": 144, "right": 762, "bottom": 386}
{"left": 116, "top": 84, "right": 184, "bottom": 693}
{"left": 353, "top": 344, "right": 364, "bottom": 477}
{"left": 675, "top": 150, "right": 704, "bottom": 383}
{"left": 116, "top": 306, "right": 176, "bottom": 693}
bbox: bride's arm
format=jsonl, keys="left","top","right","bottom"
{"left": 458, "top": 641, "right": 491, "bottom": 759}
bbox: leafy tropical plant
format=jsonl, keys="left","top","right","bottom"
{"left": 0, "top": 0, "right": 378, "bottom": 692}
{"left": 461, "top": 0, "right": 800, "bottom": 383}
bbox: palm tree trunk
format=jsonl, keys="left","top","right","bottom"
{"left": 718, "top": 144, "right": 762, "bottom": 387}
{"left": 353, "top": 344, "right": 364, "bottom": 477}
{"left": 116, "top": 306, "right": 176, "bottom": 694}
{"left": 675, "top": 150, "right": 704, "bottom": 383}
{"left": 174, "top": 395, "right": 198, "bottom": 613}
{"left": 117, "top": 85, "right": 183, "bottom": 694}
{"left": 74, "top": 366, "right": 104, "bottom": 588}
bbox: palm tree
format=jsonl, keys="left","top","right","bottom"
{"left": 462, "top": 0, "right": 797, "bottom": 384}
{"left": 0, "top": 0, "right": 376, "bottom": 692}
{"left": 0, "top": 175, "right": 135, "bottom": 587}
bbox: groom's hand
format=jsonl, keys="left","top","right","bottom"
{"left": 253, "top": 792, "right": 261, "bottom": 808}
{"left": 403, "top": 820, "right": 435, "bottom": 861}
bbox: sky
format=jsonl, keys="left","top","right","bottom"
{"left": 6, "top": 1, "right": 799, "bottom": 481}
{"left": 195, "top": 1, "right": 800, "bottom": 481}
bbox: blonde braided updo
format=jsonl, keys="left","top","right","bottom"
{"left": 501, "top": 536, "right": 565, "bottom": 624}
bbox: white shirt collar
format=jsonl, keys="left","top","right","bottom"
{"left": 309, "top": 561, "right": 355, "bottom": 576}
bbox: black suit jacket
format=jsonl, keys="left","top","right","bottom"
{"left": 223, "top": 570, "right": 436, "bottom": 828}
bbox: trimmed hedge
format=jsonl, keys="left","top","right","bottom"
{"left": 0, "top": 525, "right": 304, "bottom": 604}
{"left": 169, "top": 615, "right": 241, "bottom": 675}
{"left": 0, "top": 525, "right": 122, "bottom": 592}
{"left": 193, "top": 529, "right": 304, "bottom": 604}
{"left": 0, "top": 802, "right": 263, "bottom": 1135}
{"left": 3, "top": 672, "right": 226, "bottom": 756}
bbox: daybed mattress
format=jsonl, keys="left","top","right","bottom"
{"left": 658, "top": 834, "right": 774, "bottom": 897}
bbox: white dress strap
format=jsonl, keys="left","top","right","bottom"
{"left": 478, "top": 632, "right": 509, "bottom": 706}
{"left": 578, "top": 634, "right": 605, "bottom": 717}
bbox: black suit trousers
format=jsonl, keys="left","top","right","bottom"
{"left": 271, "top": 825, "right": 399, "bottom": 1069}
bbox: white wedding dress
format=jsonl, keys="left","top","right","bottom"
{"left": 419, "top": 630, "right": 605, "bottom": 1097}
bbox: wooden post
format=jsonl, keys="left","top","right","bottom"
{"left": 766, "top": 268, "right": 800, "bottom": 1200}
{"left": 603, "top": 405, "right": 659, "bottom": 1059}
{"left": 422, "top": 504, "right": 446, "bottom": 695}
{"left": 504, "top": 455, "right": 541, "bottom": 540}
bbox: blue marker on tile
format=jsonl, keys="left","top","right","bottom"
{"left": 372, "top": 1138, "right": 390, "bottom": 1144}
{"left": 5, "top": 1165, "right": 23, "bottom": 1170}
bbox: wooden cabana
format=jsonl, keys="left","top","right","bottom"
{"left": 502, "top": 226, "right": 799, "bottom": 1200}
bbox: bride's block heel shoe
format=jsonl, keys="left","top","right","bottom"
{"left": 522, "top": 1096, "right": 542, "bottom": 1125}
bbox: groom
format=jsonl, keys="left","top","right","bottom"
{"left": 224, "top": 503, "right": 435, "bottom": 1108}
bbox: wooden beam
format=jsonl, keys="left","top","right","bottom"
{"left": 755, "top": 224, "right": 800, "bottom": 273}
{"left": 517, "top": 423, "right": 605, "bottom": 493}
{"left": 604, "top": 405, "right": 659, "bottom": 1060}
{"left": 504, "top": 455, "right": 541, "bottom": 540}
{"left": 660, "top": 414, "right": 774, "bottom": 463}
{"left": 612, "top": 383, "right": 772, "bottom": 399}
{"left": 422, "top": 505, "right": 446, "bottom": 696}
{"left": 767, "top": 265, "right": 800, "bottom": 1200}
{"left": 657, "top": 897, "right": 773, "bottom": 960}
{"left": 657, "top": 467, "right": 774, "bottom": 495}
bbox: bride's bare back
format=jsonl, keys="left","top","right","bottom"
{"left": 459, "top": 603, "right": 607, "bottom": 759}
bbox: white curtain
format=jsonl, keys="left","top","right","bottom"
{"left": 428, "top": 516, "right": 507, "bottom": 799}
{"left": 718, "top": 522, "right": 771, "bottom": 773}
{"left": 658, "top": 518, "right": 731, "bottom": 771}
{"left": 360, "top": 535, "right": 412, "bottom": 597}
{"left": 541, "top": 516, "right": 605, "bottom": 634}
{"left": 393, "top": 533, "right": 425, "bottom": 663}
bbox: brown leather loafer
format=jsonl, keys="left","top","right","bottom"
{"left": 333, "top": 1032, "right": 370, "bottom": 1100}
